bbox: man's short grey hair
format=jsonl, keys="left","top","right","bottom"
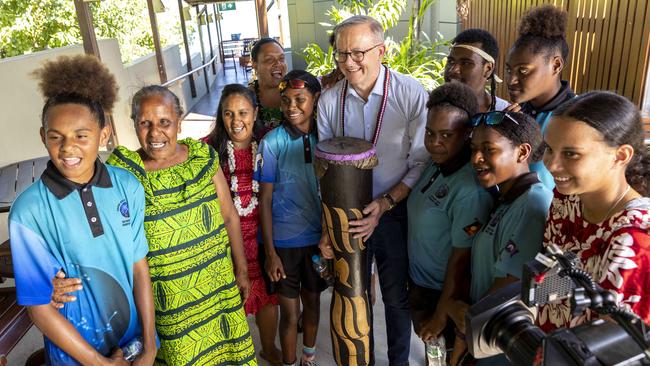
{"left": 333, "top": 15, "right": 385, "bottom": 47}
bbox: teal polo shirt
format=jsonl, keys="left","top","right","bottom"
{"left": 255, "top": 123, "right": 322, "bottom": 248}
{"left": 9, "top": 160, "right": 150, "bottom": 365}
{"left": 470, "top": 173, "right": 552, "bottom": 303}
{"left": 407, "top": 154, "right": 494, "bottom": 290}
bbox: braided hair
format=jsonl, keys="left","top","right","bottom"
{"left": 452, "top": 29, "right": 500, "bottom": 111}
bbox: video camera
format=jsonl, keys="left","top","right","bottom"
{"left": 466, "top": 244, "right": 650, "bottom": 365}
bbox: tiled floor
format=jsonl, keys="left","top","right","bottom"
{"left": 246, "top": 286, "right": 427, "bottom": 366}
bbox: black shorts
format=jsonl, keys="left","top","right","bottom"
{"left": 408, "top": 278, "right": 455, "bottom": 343}
{"left": 275, "top": 245, "right": 328, "bottom": 298}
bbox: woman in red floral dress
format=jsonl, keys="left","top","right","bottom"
{"left": 205, "top": 83, "right": 281, "bottom": 365}
{"left": 539, "top": 91, "right": 650, "bottom": 332}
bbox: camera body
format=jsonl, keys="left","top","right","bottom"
{"left": 466, "top": 246, "right": 650, "bottom": 365}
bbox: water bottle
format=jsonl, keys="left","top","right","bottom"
{"left": 121, "top": 336, "right": 144, "bottom": 362}
{"left": 425, "top": 336, "right": 446, "bottom": 366}
{"left": 311, "top": 254, "right": 334, "bottom": 286}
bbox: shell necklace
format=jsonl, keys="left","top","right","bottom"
{"left": 227, "top": 140, "right": 259, "bottom": 217}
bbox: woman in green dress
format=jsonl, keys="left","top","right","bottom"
{"left": 109, "top": 86, "right": 256, "bottom": 365}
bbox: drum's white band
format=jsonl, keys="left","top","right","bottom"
{"left": 452, "top": 44, "right": 503, "bottom": 83}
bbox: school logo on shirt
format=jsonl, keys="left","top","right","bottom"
{"left": 463, "top": 220, "right": 482, "bottom": 237}
{"left": 435, "top": 184, "right": 448, "bottom": 199}
{"left": 118, "top": 199, "right": 130, "bottom": 226}
{"left": 503, "top": 240, "right": 519, "bottom": 257}
{"left": 255, "top": 153, "right": 263, "bottom": 172}
{"left": 484, "top": 206, "right": 507, "bottom": 235}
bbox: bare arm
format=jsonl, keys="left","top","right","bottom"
{"left": 259, "top": 182, "right": 285, "bottom": 281}
{"left": 419, "top": 247, "right": 471, "bottom": 341}
{"left": 132, "top": 258, "right": 156, "bottom": 365}
{"left": 27, "top": 305, "right": 127, "bottom": 366}
{"left": 213, "top": 170, "right": 250, "bottom": 303}
{"left": 485, "top": 275, "right": 519, "bottom": 296}
{"left": 318, "top": 211, "right": 334, "bottom": 259}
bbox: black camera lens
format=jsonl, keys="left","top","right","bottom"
{"left": 484, "top": 302, "right": 545, "bottom": 365}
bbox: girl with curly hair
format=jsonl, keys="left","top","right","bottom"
{"left": 539, "top": 91, "right": 650, "bottom": 332}
{"left": 9, "top": 55, "right": 157, "bottom": 365}
{"left": 505, "top": 5, "right": 576, "bottom": 190}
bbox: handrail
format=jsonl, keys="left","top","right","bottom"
{"left": 162, "top": 52, "right": 219, "bottom": 87}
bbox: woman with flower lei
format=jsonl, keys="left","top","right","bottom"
{"left": 249, "top": 38, "right": 288, "bottom": 140}
{"left": 539, "top": 91, "right": 650, "bottom": 332}
{"left": 204, "top": 83, "right": 281, "bottom": 365}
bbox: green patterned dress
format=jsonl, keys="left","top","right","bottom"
{"left": 107, "top": 138, "right": 256, "bottom": 366}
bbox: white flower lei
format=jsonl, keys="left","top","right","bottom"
{"left": 227, "top": 140, "right": 259, "bottom": 217}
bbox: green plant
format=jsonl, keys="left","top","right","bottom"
{"left": 0, "top": 0, "right": 193, "bottom": 64}
{"left": 303, "top": 0, "right": 448, "bottom": 90}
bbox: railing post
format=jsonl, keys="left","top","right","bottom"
{"left": 204, "top": 5, "right": 216, "bottom": 75}
{"left": 177, "top": 0, "right": 196, "bottom": 97}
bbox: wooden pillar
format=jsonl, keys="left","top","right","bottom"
{"left": 204, "top": 5, "right": 216, "bottom": 74}
{"left": 214, "top": 5, "right": 225, "bottom": 73}
{"left": 146, "top": 0, "right": 168, "bottom": 83}
{"left": 195, "top": 6, "right": 210, "bottom": 93}
{"left": 177, "top": 0, "right": 196, "bottom": 97}
{"left": 255, "top": 0, "right": 269, "bottom": 37}
{"left": 73, "top": 0, "right": 119, "bottom": 149}
{"left": 73, "top": 0, "right": 100, "bottom": 57}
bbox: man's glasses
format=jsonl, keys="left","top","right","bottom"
{"left": 471, "top": 111, "right": 520, "bottom": 127}
{"left": 278, "top": 79, "right": 308, "bottom": 92}
{"left": 332, "top": 43, "right": 383, "bottom": 63}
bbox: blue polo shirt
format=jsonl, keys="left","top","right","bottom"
{"left": 255, "top": 123, "right": 322, "bottom": 248}
{"left": 9, "top": 160, "right": 149, "bottom": 365}
{"left": 407, "top": 155, "right": 494, "bottom": 290}
{"left": 470, "top": 173, "right": 552, "bottom": 303}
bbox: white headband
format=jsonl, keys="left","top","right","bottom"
{"left": 451, "top": 44, "right": 503, "bottom": 83}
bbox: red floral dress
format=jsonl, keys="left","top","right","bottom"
{"left": 538, "top": 192, "right": 650, "bottom": 332}
{"left": 224, "top": 145, "right": 278, "bottom": 315}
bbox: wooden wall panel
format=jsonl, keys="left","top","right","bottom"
{"left": 462, "top": 0, "right": 650, "bottom": 108}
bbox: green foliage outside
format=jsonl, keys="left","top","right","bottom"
{"left": 303, "top": 0, "right": 449, "bottom": 91}
{"left": 0, "top": 0, "right": 194, "bottom": 64}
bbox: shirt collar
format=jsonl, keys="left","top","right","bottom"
{"left": 497, "top": 172, "right": 540, "bottom": 205}
{"left": 438, "top": 145, "right": 471, "bottom": 177}
{"left": 41, "top": 158, "right": 112, "bottom": 199}
{"left": 347, "top": 65, "right": 387, "bottom": 100}
{"left": 282, "top": 120, "right": 315, "bottom": 140}
{"left": 521, "top": 80, "right": 575, "bottom": 115}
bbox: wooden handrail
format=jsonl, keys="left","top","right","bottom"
{"left": 162, "top": 52, "right": 219, "bottom": 87}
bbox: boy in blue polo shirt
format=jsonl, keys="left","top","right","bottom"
{"left": 9, "top": 55, "right": 157, "bottom": 365}
{"left": 257, "top": 70, "right": 326, "bottom": 366}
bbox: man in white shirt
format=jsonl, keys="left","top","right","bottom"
{"left": 318, "top": 15, "right": 429, "bottom": 365}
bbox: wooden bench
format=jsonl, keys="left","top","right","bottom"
{"left": 0, "top": 239, "right": 33, "bottom": 361}
{"left": 0, "top": 152, "right": 111, "bottom": 213}
{"left": 0, "top": 157, "right": 49, "bottom": 213}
